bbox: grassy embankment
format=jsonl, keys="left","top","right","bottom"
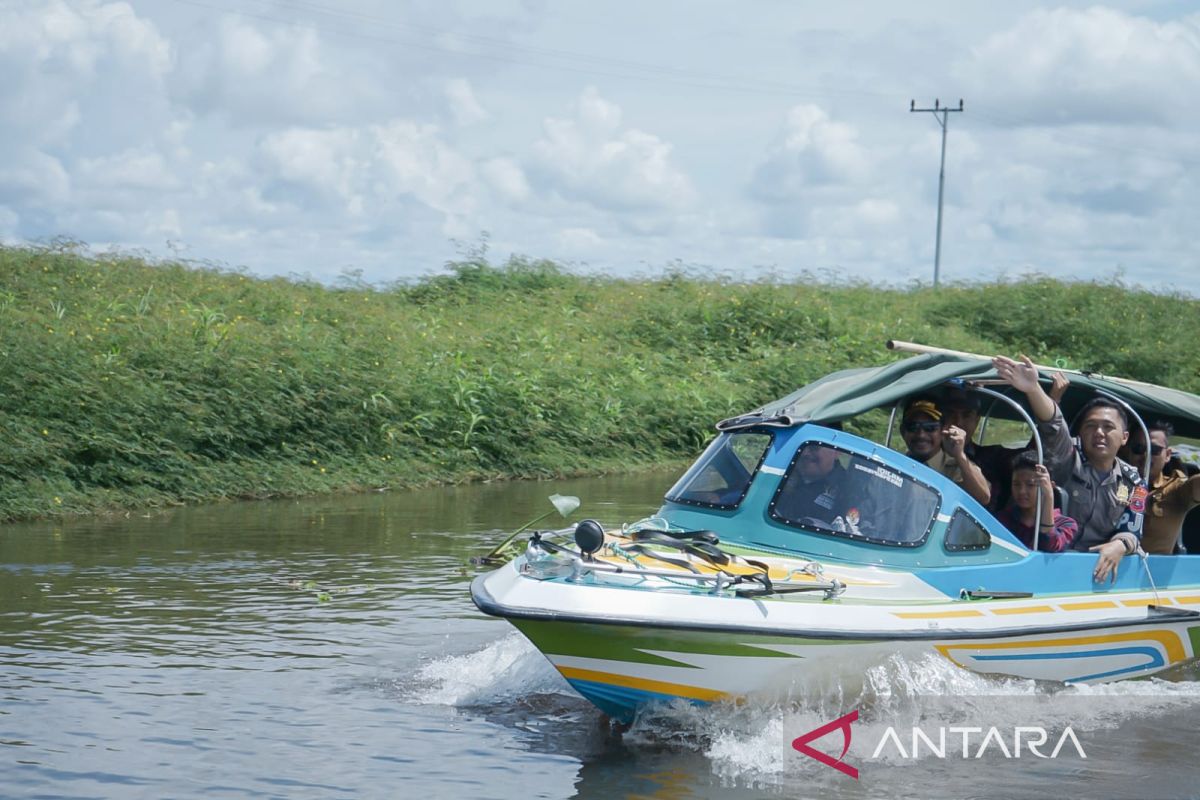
{"left": 1, "top": 243, "right": 1197, "bottom": 523}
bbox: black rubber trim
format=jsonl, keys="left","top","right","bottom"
{"left": 767, "top": 440, "right": 941, "bottom": 548}
{"left": 470, "top": 574, "right": 1187, "bottom": 642}
{"left": 664, "top": 429, "right": 775, "bottom": 512}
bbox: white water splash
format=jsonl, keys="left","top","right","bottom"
{"left": 412, "top": 632, "right": 571, "bottom": 706}
{"left": 707, "top": 716, "right": 787, "bottom": 779}
{"left": 411, "top": 634, "right": 1200, "bottom": 787}
{"left": 615, "top": 650, "right": 1200, "bottom": 782}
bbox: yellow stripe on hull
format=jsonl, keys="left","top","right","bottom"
{"left": 935, "top": 628, "right": 1189, "bottom": 669}
{"left": 555, "top": 665, "right": 730, "bottom": 703}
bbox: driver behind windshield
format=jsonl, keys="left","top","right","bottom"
{"left": 773, "top": 444, "right": 849, "bottom": 528}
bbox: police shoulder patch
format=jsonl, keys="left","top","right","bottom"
{"left": 1129, "top": 485, "right": 1149, "bottom": 514}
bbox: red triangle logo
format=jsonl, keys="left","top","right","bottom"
{"left": 791, "top": 709, "right": 859, "bottom": 779}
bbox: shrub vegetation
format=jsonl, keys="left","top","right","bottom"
{"left": 1, "top": 242, "right": 1196, "bottom": 522}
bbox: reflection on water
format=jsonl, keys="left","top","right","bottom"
{"left": 2, "top": 468, "right": 1200, "bottom": 799}
{"left": 0, "top": 471, "right": 672, "bottom": 799}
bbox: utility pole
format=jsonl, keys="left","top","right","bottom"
{"left": 910, "top": 98, "right": 964, "bottom": 288}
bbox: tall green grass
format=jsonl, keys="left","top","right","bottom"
{"left": 1, "top": 242, "right": 1196, "bottom": 522}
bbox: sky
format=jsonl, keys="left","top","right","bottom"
{"left": 2, "top": 0, "right": 1199, "bottom": 290}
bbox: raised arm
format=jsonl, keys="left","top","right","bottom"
{"left": 943, "top": 425, "right": 991, "bottom": 506}
{"left": 992, "top": 355, "right": 1056, "bottom": 422}
{"left": 992, "top": 355, "right": 1074, "bottom": 482}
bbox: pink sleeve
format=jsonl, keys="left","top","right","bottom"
{"left": 1047, "top": 512, "right": 1078, "bottom": 553}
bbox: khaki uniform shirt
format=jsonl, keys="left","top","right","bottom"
{"left": 916, "top": 449, "right": 963, "bottom": 484}
{"left": 1141, "top": 469, "right": 1200, "bottom": 554}
{"left": 1038, "top": 406, "right": 1145, "bottom": 551}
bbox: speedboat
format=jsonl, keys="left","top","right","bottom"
{"left": 471, "top": 342, "right": 1200, "bottom": 722}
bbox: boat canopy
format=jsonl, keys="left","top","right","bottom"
{"left": 717, "top": 352, "right": 1200, "bottom": 439}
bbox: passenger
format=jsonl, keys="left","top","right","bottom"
{"left": 994, "top": 451, "right": 1079, "bottom": 552}
{"left": 940, "top": 388, "right": 1016, "bottom": 509}
{"left": 1119, "top": 421, "right": 1200, "bottom": 554}
{"left": 774, "top": 444, "right": 848, "bottom": 527}
{"left": 993, "top": 355, "right": 1146, "bottom": 583}
{"left": 900, "top": 397, "right": 991, "bottom": 506}
{"left": 941, "top": 376, "right": 1071, "bottom": 511}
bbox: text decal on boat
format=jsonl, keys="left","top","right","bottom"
{"left": 853, "top": 462, "right": 903, "bottom": 488}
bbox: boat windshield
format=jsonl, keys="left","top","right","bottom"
{"left": 665, "top": 431, "right": 772, "bottom": 509}
{"left": 769, "top": 442, "right": 940, "bottom": 547}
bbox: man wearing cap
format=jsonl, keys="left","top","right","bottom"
{"left": 993, "top": 355, "right": 1146, "bottom": 583}
{"left": 1120, "top": 420, "right": 1200, "bottom": 555}
{"left": 939, "top": 388, "right": 1015, "bottom": 509}
{"left": 900, "top": 397, "right": 992, "bottom": 506}
{"left": 940, "top": 375, "right": 1071, "bottom": 511}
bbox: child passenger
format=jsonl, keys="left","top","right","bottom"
{"left": 995, "top": 451, "right": 1079, "bottom": 552}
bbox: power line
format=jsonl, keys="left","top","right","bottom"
{"left": 168, "top": 0, "right": 899, "bottom": 103}
{"left": 911, "top": 98, "right": 964, "bottom": 289}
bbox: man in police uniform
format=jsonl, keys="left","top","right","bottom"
{"left": 993, "top": 355, "right": 1146, "bottom": 582}
{"left": 774, "top": 443, "right": 849, "bottom": 527}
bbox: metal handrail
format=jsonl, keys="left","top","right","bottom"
{"left": 953, "top": 382, "right": 1045, "bottom": 550}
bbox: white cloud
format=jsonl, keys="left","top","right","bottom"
{"left": 855, "top": 198, "right": 901, "bottom": 226}
{"left": 175, "top": 15, "right": 384, "bottom": 127}
{"left": 0, "top": 0, "right": 172, "bottom": 149}
{"left": 259, "top": 127, "right": 364, "bottom": 205}
{"left": 78, "top": 148, "right": 179, "bottom": 192}
{"left": 445, "top": 78, "right": 488, "bottom": 125}
{"left": 257, "top": 119, "right": 478, "bottom": 228}
{"left": 0, "top": 1, "right": 1196, "bottom": 292}
{"left": 749, "top": 104, "right": 871, "bottom": 204}
{"left": 0, "top": 151, "right": 71, "bottom": 205}
{"left": 374, "top": 121, "right": 476, "bottom": 214}
{"left": 481, "top": 157, "right": 530, "bottom": 202}
{"left": 960, "top": 7, "right": 1200, "bottom": 126}
{"left": 531, "top": 87, "right": 695, "bottom": 213}
{"left": 557, "top": 226, "right": 603, "bottom": 250}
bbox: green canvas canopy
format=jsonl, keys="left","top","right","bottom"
{"left": 717, "top": 352, "right": 1200, "bottom": 440}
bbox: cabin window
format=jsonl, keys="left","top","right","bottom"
{"left": 944, "top": 509, "right": 991, "bottom": 552}
{"left": 769, "top": 443, "right": 940, "bottom": 547}
{"left": 665, "top": 431, "right": 772, "bottom": 509}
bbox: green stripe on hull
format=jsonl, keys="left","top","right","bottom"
{"left": 511, "top": 618, "right": 865, "bottom": 667}
{"left": 1187, "top": 625, "right": 1200, "bottom": 657}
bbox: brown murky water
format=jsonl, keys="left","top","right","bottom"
{"left": 3, "top": 471, "right": 1199, "bottom": 799}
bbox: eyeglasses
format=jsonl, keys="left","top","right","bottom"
{"left": 902, "top": 421, "right": 941, "bottom": 434}
{"left": 1130, "top": 444, "right": 1165, "bottom": 456}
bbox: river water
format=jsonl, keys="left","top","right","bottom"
{"left": 3, "top": 471, "right": 1199, "bottom": 799}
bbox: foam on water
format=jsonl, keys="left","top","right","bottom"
{"left": 411, "top": 632, "right": 571, "bottom": 707}
{"left": 413, "top": 635, "right": 1200, "bottom": 787}
{"left": 622, "top": 651, "right": 1200, "bottom": 783}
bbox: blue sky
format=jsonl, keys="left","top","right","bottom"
{"left": 2, "top": 1, "right": 1198, "bottom": 290}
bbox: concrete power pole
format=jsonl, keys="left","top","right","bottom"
{"left": 910, "top": 98, "right": 964, "bottom": 288}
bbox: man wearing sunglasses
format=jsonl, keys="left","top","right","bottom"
{"left": 1120, "top": 421, "right": 1200, "bottom": 554}
{"left": 899, "top": 397, "right": 991, "bottom": 506}
{"left": 993, "top": 355, "right": 1146, "bottom": 583}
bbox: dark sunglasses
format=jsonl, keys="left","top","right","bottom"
{"left": 902, "top": 421, "right": 941, "bottom": 434}
{"left": 1130, "top": 444, "right": 1165, "bottom": 456}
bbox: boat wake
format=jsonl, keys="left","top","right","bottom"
{"left": 627, "top": 651, "right": 1200, "bottom": 785}
{"left": 411, "top": 635, "right": 1200, "bottom": 787}
{"left": 410, "top": 632, "right": 575, "bottom": 708}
